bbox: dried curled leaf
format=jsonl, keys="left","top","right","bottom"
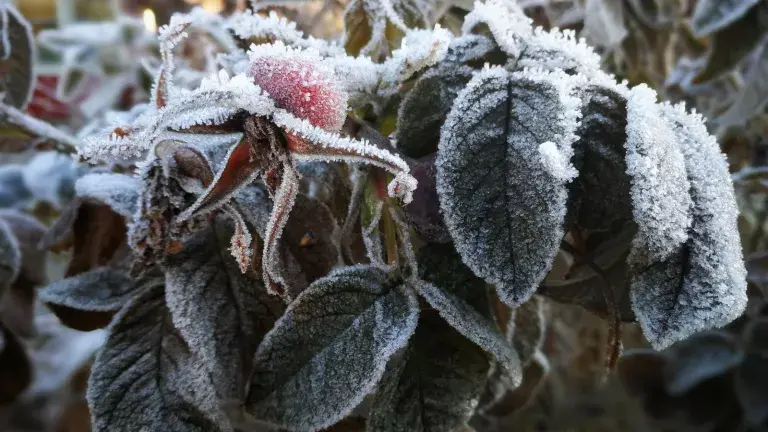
{"left": 436, "top": 66, "right": 578, "bottom": 307}
{"left": 165, "top": 217, "right": 284, "bottom": 400}
{"left": 368, "top": 312, "right": 490, "bottom": 432}
{"left": 87, "top": 281, "right": 232, "bottom": 432}
{"left": 246, "top": 265, "right": 419, "bottom": 431}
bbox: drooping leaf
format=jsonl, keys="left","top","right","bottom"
{"left": 367, "top": 312, "right": 490, "bottom": 432}
{"left": 0, "top": 3, "right": 36, "bottom": 109}
{"left": 663, "top": 331, "right": 744, "bottom": 396}
{"left": 436, "top": 67, "right": 578, "bottom": 307}
{"left": 630, "top": 102, "right": 747, "bottom": 350}
{"left": 506, "top": 296, "right": 547, "bottom": 366}
{"left": 0, "top": 323, "right": 31, "bottom": 405}
{"left": 396, "top": 65, "right": 474, "bottom": 159}
{"left": 87, "top": 281, "right": 232, "bottom": 432}
{"left": 38, "top": 267, "right": 137, "bottom": 331}
{"left": 246, "top": 265, "right": 419, "bottom": 431}
{"left": 415, "top": 243, "right": 521, "bottom": 381}
{"left": 691, "top": 0, "right": 762, "bottom": 37}
{"left": 166, "top": 217, "right": 285, "bottom": 400}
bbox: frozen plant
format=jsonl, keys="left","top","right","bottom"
{"left": 0, "top": 1, "right": 750, "bottom": 432}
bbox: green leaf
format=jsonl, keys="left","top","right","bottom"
{"left": 246, "top": 265, "right": 419, "bottom": 431}
{"left": 367, "top": 312, "right": 490, "bottom": 432}
{"left": 87, "top": 281, "right": 232, "bottom": 432}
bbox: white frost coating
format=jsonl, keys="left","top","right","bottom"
{"left": 538, "top": 141, "right": 575, "bottom": 181}
{"left": 631, "top": 102, "right": 747, "bottom": 349}
{"left": 228, "top": 10, "right": 344, "bottom": 56}
{"left": 518, "top": 26, "right": 603, "bottom": 76}
{"left": 461, "top": 0, "right": 531, "bottom": 58}
{"left": 75, "top": 173, "right": 140, "bottom": 218}
{"left": 272, "top": 109, "right": 417, "bottom": 204}
{"left": 624, "top": 84, "right": 692, "bottom": 264}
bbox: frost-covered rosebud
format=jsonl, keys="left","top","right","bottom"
{"left": 249, "top": 42, "right": 348, "bottom": 133}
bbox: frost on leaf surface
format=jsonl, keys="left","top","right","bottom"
{"left": 624, "top": 84, "right": 691, "bottom": 267}
{"left": 87, "top": 281, "right": 231, "bottom": 432}
{"left": 246, "top": 265, "right": 419, "bottom": 431}
{"left": 368, "top": 313, "right": 490, "bottom": 432}
{"left": 229, "top": 10, "right": 344, "bottom": 56}
{"left": 415, "top": 243, "right": 521, "bottom": 383}
{"left": 630, "top": 103, "right": 747, "bottom": 350}
{"left": 74, "top": 173, "right": 140, "bottom": 218}
{"left": 691, "top": 0, "right": 761, "bottom": 37}
{"left": 436, "top": 66, "right": 576, "bottom": 308}
{"left": 165, "top": 217, "right": 284, "bottom": 399}
{"left": 39, "top": 267, "right": 136, "bottom": 313}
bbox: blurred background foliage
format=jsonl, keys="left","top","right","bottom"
{"left": 2, "top": 0, "right": 768, "bottom": 431}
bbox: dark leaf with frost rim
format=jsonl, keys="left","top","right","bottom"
{"left": 367, "top": 313, "right": 490, "bottom": 432}
{"left": 691, "top": 0, "right": 761, "bottom": 37}
{"left": 166, "top": 217, "right": 285, "bottom": 399}
{"left": 246, "top": 265, "right": 419, "bottom": 431}
{"left": 38, "top": 267, "right": 138, "bottom": 331}
{"left": 629, "top": 100, "right": 747, "bottom": 350}
{"left": 87, "top": 281, "right": 232, "bottom": 432}
{"left": 415, "top": 243, "right": 521, "bottom": 381}
{"left": 74, "top": 172, "right": 141, "bottom": 219}
{"left": 436, "top": 67, "right": 577, "bottom": 307}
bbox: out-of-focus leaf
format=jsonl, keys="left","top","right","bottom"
{"left": 692, "top": 0, "right": 762, "bottom": 37}
{"left": 507, "top": 296, "right": 547, "bottom": 366}
{"left": 584, "top": 0, "right": 628, "bottom": 47}
{"left": 165, "top": 217, "right": 284, "bottom": 400}
{"left": 481, "top": 353, "right": 549, "bottom": 418}
{"left": 693, "top": 3, "right": 768, "bottom": 84}
{"left": 664, "top": 331, "right": 744, "bottom": 395}
{"left": 0, "top": 324, "right": 31, "bottom": 405}
{"left": 0, "top": 3, "right": 36, "bottom": 109}
{"left": 0, "top": 218, "right": 20, "bottom": 294}
{"left": 87, "top": 281, "right": 232, "bottom": 432}
{"left": 368, "top": 312, "right": 490, "bottom": 432}
{"left": 64, "top": 201, "right": 127, "bottom": 277}
{"left": 736, "top": 318, "right": 768, "bottom": 427}
{"left": 38, "top": 267, "right": 136, "bottom": 331}
{"left": 404, "top": 155, "right": 451, "bottom": 243}
{"left": 343, "top": 0, "right": 373, "bottom": 56}
{"left": 296, "top": 161, "right": 351, "bottom": 224}
{"left": 73, "top": 173, "right": 140, "bottom": 219}
{"left": 625, "top": 0, "right": 685, "bottom": 29}
{"left": 246, "top": 265, "right": 419, "bottom": 431}
{"left": 717, "top": 40, "right": 768, "bottom": 126}
{"left": 283, "top": 193, "right": 340, "bottom": 283}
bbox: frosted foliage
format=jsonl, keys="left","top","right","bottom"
{"left": 249, "top": 42, "right": 348, "bottom": 132}
{"left": 415, "top": 281, "right": 521, "bottom": 384}
{"left": 506, "top": 296, "right": 546, "bottom": 366}
{"left": 87, "top": 282, "right": 232, "bottom": 432}
{"left": 165, "top": 219, "right": 284, "bottom": 399}
{"left": 228, "top": 10, "right": 344, "bottom": 56}
{"left": 0, "top": 219, "right": 20, "bottom": 290}
{"left": 630, "top": 103, "right": 747, "bottom": 350}
{"left": 442, "top": 34, "right": 498, "bottom": 65}
{"left": 368, "top": 314, "right": 490, "bottom": 432}
{"left": 436, "top": 68, "right": 573, "bottom": 307}
{"left": 246, "top": 265, "right": 419, "bottom": 431}
{"left": 38, "top": 267, "right": 135, "bottom": 312}
{"left": 624, "top": 85, "right": 692, "bottom": 266}
{"left": 74, "top": 173, "right": 140, "bottom": 218}
{"left": 691, "top": 0, "right": 761, "bottom": 37}
{"left": 461, "top": 0, "right": 531, "bottom": 58}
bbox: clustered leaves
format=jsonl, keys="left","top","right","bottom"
{"left": 0, "top": 1, "right": 753, "bottom": 431}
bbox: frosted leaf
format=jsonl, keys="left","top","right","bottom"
{"left": 442, "top": 34, "right": 503, "bottom": 66}
{"left": 691, "top": 0, "right": 761, "bottom": 37}
{"left": 436, "top": 67, "right": 576, "bottom": 307}
{"left": 228, "top": 10, "right": 344, "bottom": 56}
{"left": 624, "top": 84, "right": 691, "bottom": 266}
{"left": 567, "top": 85, "right": 632, "bottom": 231}
{"left": 415, "top": 243, "right": 521, "bottom": 382}
{"left": 39, "top": 267, "right": 135, "bottom": 313}
{"left": 663, "top": 331, "right": 744, "bottom": 396}
{"left": 246, "top": 265, "right": 419, "bottom": 431}
{"left": 367, "top": 312, "right": 490, "bottom": 432}
{"left": 461, "top": 0, "right": 531, "bottom": 58}
{"left": 506, "top": 296, "right": 546, "bottom": 366}
{"left": 88, "top": 281, "right": 232, "bottom": 432}
{"left": 514, "top": 27, "right": 602, "bottom": 76}
{"left": 342, "top": 0, "right": 436, "bottom": 56}
{"left": 261, "top": 166, "right": 301, "bottom": 293}
{"left": 396, "top": 65, "right": 475, "bottom": 158}
{"left": 249, "top": 41, "right": 348, "bottom": 132}
{"left": 74, "top": 173, "right": 140, "bottom": 219}
{"left": 415, "top": 281, "right": 520, "bottom": 383}
{"left": 272, "top": 109, "right": 417, "bottom": 204}
{"left": 0, "top": 218, "right": 20, "bottom": 293}
{"left": 166, "top": 218, "right": 285, "bottom": 400}
{"left": 0, "top": 2, "right": 35, "bottom": 110}
{"left": 154, "top": 13, "right": 191, "bottom": 109}
{"left": 630, "top": 103, "right": 747, "bottom": 350}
